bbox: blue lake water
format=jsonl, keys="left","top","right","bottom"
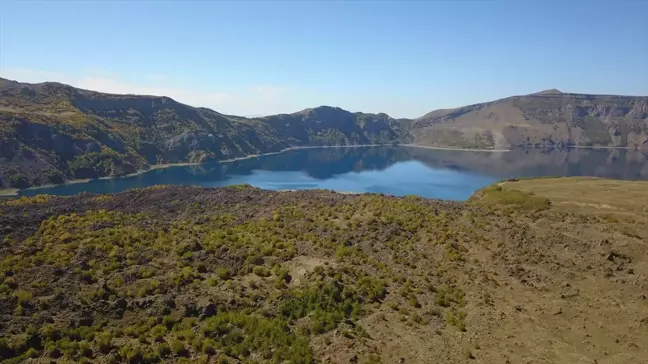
{"left": 19, "top": 146, "right": 648, "bottom": 200}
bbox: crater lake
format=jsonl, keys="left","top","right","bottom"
{"left": 18, "top": 146, "right": 648, "bottom": 200}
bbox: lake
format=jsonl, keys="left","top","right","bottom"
{"left": 19, "top": 146, "right": 648, "bottom": 200}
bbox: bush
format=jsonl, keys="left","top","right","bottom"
{"left": 162, "top": 315, "right": 175, "bottom": 329}
{"left": 202, "top": 338, "right": 216, "bottom": 355}
{"left": 445, "top": 309, "right": 467, "bottom": 331}
{"left": 156, "top": 343, "right": 171, "bottom": 358}
{"left": 96, "top": 333, "right": 113, "bottom": 353}
{"left": 14, "top": 289, "right": 32, "bottom": 304}
{"left": 170, "top": 340, "right": 188, "bottom": 357}
{"left": 201, "top": 312, "right": 313, "bottom": 362}
{"left": 215, "top": 267, "right": 230, "bottom": 280}
{"left": 434, "top": 285, "right": 465, "bottom": 308}
{"left": 476, "top": 185, "right": 550, "bottom": 210}
{"left": 252, "top": 266, "right": 271, "bottom": 277}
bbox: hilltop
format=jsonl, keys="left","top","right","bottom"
{"left": 0, "top": 177, "right": 647, "bottom": 363}
{"left": 0, "top": 77, "right": 647, "bottom": 189}
{"left": 412, "top": 91, "right": 648, "bottom": 149}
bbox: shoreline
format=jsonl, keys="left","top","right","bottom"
{"left": 567, "top": 145, "right": 648, "bottom": 150}
{"left": 3, "top": 144, "right": 510, "bottom": 196}
{"left": 1, "top": 143, "right": 644, "bottom": 197}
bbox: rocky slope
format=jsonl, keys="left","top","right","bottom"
{"left": 0, "top": 178, "right": 647, "bottom": 363}
{"left": 412, "top": 89, "right": 648, "bottom": 149}
{"left": 0, "top": 78, "right": 646, "bottom": 189}
{"left": 0, "top": 79, "right": 405, "bottom": 189}
{"left": 261, "top": 106, "right": 411, "bottom": 146}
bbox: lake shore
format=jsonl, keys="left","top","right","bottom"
{"left": 0, "top": 188, "right": 18, "bottom": 197}
{"left": 2, "top": 143, "right": 639, "bottom": 197}
{"left": 1, "top": 144, "right": 512, "bottom": 196}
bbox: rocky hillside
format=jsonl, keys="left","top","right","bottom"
{"left": 1, "top": 78, "right": 647, "bottom": 189}
{"left": 0, "top": 79, "right": 405, "bottom": 189}
{"left": 0, "top": 178, "right": 647, "bottom": 363}
{"left": 411, "top": 89, "right": 648, "bottom": 149}
{"left": 261, "top": 106, "right": 411, "bottom": 146}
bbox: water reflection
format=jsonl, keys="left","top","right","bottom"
{"left": 19, "top": 146, "right": 648, "bottom": 200}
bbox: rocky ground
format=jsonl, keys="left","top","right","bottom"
{"left": 0, "top": 177, "right": 647, "bottom": 363}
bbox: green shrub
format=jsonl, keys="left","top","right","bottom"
{"left": 252, "top": 266, "right": 271, "bottom": 277}
{"left": 201, "top": 312, "right": 313, "bottom": 362}
{"left": 170, "top": 340, "right": 188, "bottom": 357}
{"left": 445, "top": 309, "right": 467, "bottom": 331}
{"left": 434, "top": 285, "right": 465, "bottom": 308}
{"left": 96, "top": 333, "right": 113, "bottom": 353}
{"left": 156, "top": 342, "right": 171, "bottom": 358}
{"left": 162, "top": 315, "right": 175, "bottom": 329}
{"left": 476, "top": 185, "right": 550, "bottom": 210}
{"left": 202, "top": 338, "right": 217, "bottom": 355}
{"left": 215, "top": 267, "right": 230, "bottom": 280}
{"left": 14, "top": 289, "right": 32, "bottom": 304}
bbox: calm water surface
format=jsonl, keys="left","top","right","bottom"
{"left": 19, "top": 146, "right": 648, "bottom": 200}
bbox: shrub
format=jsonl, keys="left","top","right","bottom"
{"left": 4, "top": 276, "right": 17, "bottom": 289}
{"left": 445, "top": 309, "right": 467, "bottom": 331}
{"left": 408, "top": 297, "right": 421, "bottom": 308}
{"left": 96, "top": 333, "right": 113, "bottom": 353}
{"left": 14, "top": 289, "right": 32, "bottom": 304}
{"left": 202, "top": 338, "right": 216, "bottom": 355}
{"left": 156, "top": 343, "right": 171, "bottom": 358}
{"left": 476, "top": 185, "right": 550, "bottom": 210}
{"left": 434, "top": 285, "right": 465, "bottom": 308}
{"left": 162, "top": 315, "right": 175, "bottom": 329}
{"left": 170, "top": 340, "right": 188, "bottom": 357}
{"left": 215, "top": 267, "right": 230, "bottom": 280}
{"left": 252, "top": 266, "right": 271, "bottom": 277}
{"left": 149, "top": 325, "right": 167, "bottom": 342}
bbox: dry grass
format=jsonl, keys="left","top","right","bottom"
{"left": 502, "top": 177, "right": 648, "bottom": 216}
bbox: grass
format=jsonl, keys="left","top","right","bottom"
{"left": 502, "top": 177, "right": 648, "bottom": 216}
{"left": 471, "top": 184, "right": 550, "bottom": 210}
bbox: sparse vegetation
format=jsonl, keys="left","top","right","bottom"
{"left": 0, "top": 178, "right": 647, "bottom": 362}
{"left": 472, "top": 184, "right": 550, "bottom": 210}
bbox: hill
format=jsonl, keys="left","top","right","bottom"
{"left": 412, "top": 92, "right": 648, "bottom": 149}
{"left": 0, "top": 77, "right": 647, "bottom": 189}
{"left": 260, "top": 106, "right": 411, "bottom": 147}
{"left": 0, "top": 79, "right": 405, "bottom": 189}
{"left": 0, "top": 178, "right": 647, "bottom": 363}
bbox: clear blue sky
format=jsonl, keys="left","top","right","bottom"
{"left": 2, "top": 1, "right": 647, "bottom": 118}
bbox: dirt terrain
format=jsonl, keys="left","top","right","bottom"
{"left": 0, "top": 178, "right": 647, "bottom": 363}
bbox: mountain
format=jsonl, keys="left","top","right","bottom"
{"left": 0, "top": 79, "right": 404, "bottom": 189}
{"left": 1, "top": 178, "right": 647, "bottom": 363}
{"left": 411, "top": 91, "right": 648, "bottom": 149}
{"left": 0, "top": 77, "right": 647, "bottom": 189}
{"left": 261, "top": 106, "right": 411, "bottom": 146}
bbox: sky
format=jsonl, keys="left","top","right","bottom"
{"left": 1, "top": 1, "right": 647, "bottom": 118}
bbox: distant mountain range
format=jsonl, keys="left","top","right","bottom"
{"left": 0, "top": 77, "right": 646, "bottom": 188}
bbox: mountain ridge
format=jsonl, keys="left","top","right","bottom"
{"left": 0, "top": 77, "right": 647, "bottom": 189}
